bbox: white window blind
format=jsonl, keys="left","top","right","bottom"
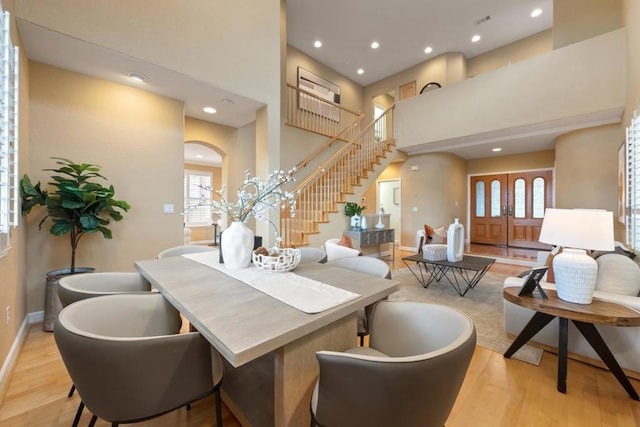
{"left": 626, "top": 112, "right": 640, "bottom": 252}
{"left": 183, "top": 170, "right": 213, "bottom": 226}
{"left": 0, "top": 5, "right": 19, "bottom": 256}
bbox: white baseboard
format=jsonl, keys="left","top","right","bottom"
{"left": 0, "top": 314, "right": 35, "bottom": 403}
{"left": 28, "top": 310, "right": 44, "bottom": 324}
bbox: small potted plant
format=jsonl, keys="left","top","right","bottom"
{"left": 344, "top": 202, "right": 366, "bottom": 230}
{"left": 20, "top": 157, "right": 130, "bottom": 330}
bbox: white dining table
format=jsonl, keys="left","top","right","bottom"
{"left": 134, "top": 254, "right": 399, "bottom": 427}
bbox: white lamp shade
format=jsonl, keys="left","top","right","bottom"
{"left": 538, "top": 208, "right": 614, "bottom": 251}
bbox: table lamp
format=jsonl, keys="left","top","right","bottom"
{"left": 538, "top": 208, "right": 614, "bottom": 304}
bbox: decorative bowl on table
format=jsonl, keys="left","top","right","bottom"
{"left": 252, "top": 247, "right": 301, "bottom": 272}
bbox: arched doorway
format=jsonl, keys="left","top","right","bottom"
{"left": 183, "top": 141, "right": 225, "bottom": 243}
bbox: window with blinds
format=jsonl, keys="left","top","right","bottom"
{"left": 626, "top": 112, "right": 640, "bottom": 253}
{"left": 0, "top": 5, "right": 19, "bottom": 257}
{"left": 183, "top": 170, "right": 213, "bottom": 226}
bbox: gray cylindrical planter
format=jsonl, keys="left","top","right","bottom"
{"left": 44, "top": 267, "right": 94, "bottom": 332}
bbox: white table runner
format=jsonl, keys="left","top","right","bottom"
{"left": 182, "top": 251, "right": 360, "bottom": 314}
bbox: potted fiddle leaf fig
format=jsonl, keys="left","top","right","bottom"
{"left": 20, "top": 157, "right": 131, "bottom": 330}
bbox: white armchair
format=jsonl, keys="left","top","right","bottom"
{"left": 324, "top": 238, "right": 361, "bottom": 262}
{"left": 415, "top": 226, "right": 447, "bottom": 251}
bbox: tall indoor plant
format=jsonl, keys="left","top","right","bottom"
{"left": 20, "top": 157, "right": 130, "bottom": 330}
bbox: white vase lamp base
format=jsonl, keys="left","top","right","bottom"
{"left": 552, "top": 248, "right": 598, "bottom": 304}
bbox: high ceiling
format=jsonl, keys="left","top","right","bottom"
{"left": 287, "top": 0, "right": 553, "bottom": 86}
{"left": 17, "top": 1, "right": 554, "bottom": 163}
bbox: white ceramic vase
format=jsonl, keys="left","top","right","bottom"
{"left": 350, "top": 215, "right": 361, "bottom": 230}
{"left": 360, "top": 215, "right": 368, "bottom": 230}
{"left": 221, "top": 221, "right": 254, "bottom": 270}
{"left": 553, "top": 248, "right": 598, "bottom": 304}
{"left": 447, "top": 218, "right": 464, "bottom": 262}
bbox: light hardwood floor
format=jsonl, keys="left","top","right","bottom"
{"left": 1, "top": 249, "right": 639, "bottom": 426}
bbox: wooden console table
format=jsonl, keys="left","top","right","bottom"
{"left": 503, "top": 286, "right": 640, "bottom": 400}
{"left": 345, "top": 228, "right": 395, "bottom": 261}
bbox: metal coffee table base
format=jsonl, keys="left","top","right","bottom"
{"left": 402, "top": 254, "right": 495, "bottom": 297}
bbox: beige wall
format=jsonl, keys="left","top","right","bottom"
{"left": 184, "top": 117, "right": 257, "bottom": 232}
{"left": 3, "top": 0, "right": 639, "bottom": 392}
{"left": 283, "top": 45, "right": 365, "bottom": 189}
{"left": 15, "top": 0, "right": 283, "bottom": 107}
{"left": 394, "top": 153, "right": 467, "bottom": 247}
{"left": 372, "top": 93, "right": 394, "bottom": 111}
{"left": 16, "top": 0, "right": 285, "bottom": 242}
{"left": 26, "top": 62, "right": 185, "bottom": 312}
{"left": 363, "top": 53, "right": 465, "bottom": 122}
{"left": 395, "top": 29, "right": 626, "bottom": 152}
{"left": 467, "top": 30, "right": 553, "bottom": 78}
{"left": 467, "top": 150, "right": 555, "bottom": 175}
{"left": 554, "top": 0, "right": 623, "bottom": 49}
{"left": 286, "top": 45, "right": 363, "bottom": 113}
{"left": 555, "top": 124, "right": 624, "bottom": 239}
{"left": 621, "top": 0, "right": 640, "bottom": 242}
{"left": 623, "top": 0, "right": 640, "bottom": 125}
{"left": 361, "top": 162, "right": 404, "bottom": 216}
{"left": 0, "top": 0, "right": 29, "bottom": 397}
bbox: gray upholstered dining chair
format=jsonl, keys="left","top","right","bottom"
{"left": 58, "top": 271, "right": 152, "bottom": 308}
{"left": 325, "top": 256, "right": 391, "bottom": 345}
{"left": 311, "top": 300, "right": 476, "bottom": 427}
{"left": 54, "top": 293, "right": 224, "bottom": 427}
{"left": 58, "top": 271, "right": 154, "bottom": 412}
{"left": 298, "top": 246, "right": 327, "bottom": 264}
{"left": 157, "top": 244, "right": 217, "bottom": 258}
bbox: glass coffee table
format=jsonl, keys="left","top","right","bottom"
{"left": 402, "top": 253, "right": 495, "bottom": 297}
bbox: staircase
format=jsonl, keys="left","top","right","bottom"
{"left": 281, "top": 84, "right": 395, "bottom": 247}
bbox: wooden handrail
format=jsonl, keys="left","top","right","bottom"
{"left": 294, "top": 117, "right": 363, "bottom": 171}
{"left": 281, "top": 105, "right": 395, "bottom": 247}
{"left": 286, "top": 83, "right": 362, "bottom": 117}
{"left": 285, "top": 84, "right": 364, "bottom": 146}
{"left": 293, "top": 106, "right": 394, "bottom": 195}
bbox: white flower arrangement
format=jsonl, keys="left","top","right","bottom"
{"left": 194, "top": 168, "right": 297, "bottom": 239}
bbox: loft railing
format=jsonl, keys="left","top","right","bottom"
{"left": 286, "top": 83, "right": 363, "bottom": 141}
{"left": 281, "top": 106, "right": 395, "bottom": 247}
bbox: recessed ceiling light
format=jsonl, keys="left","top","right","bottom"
{"left": 471, "top": 34, "right": 481, "bottom": 43}
{"left": 492, "top": 147, "right": 502, "bottom": 152}
{"left": 127, "top": 72, "right": 147, "bottom": 82}
{"left": 203, "top": 106, "right": 217, "bottom": 114}
{"left": 424, "top": 46, "right": 433, "bottom": 54}
{"left": 531, "top": 8, "right": 542, "bottom": 18}
{"left": 357, "top": 69, "right": 364, "bottom": 75}
{"left": 371, "top": 41, "right": 380, "bottom": 49}
{"left": 314, "top": 40, "right": 322, "bottom": 48}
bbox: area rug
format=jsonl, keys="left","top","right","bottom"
{"left": 388, "top": 267, "right": 543, "bottom": 365}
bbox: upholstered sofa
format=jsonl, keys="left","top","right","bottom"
{"left": 503, "top": 252, "right": 640, "bottom": 375}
